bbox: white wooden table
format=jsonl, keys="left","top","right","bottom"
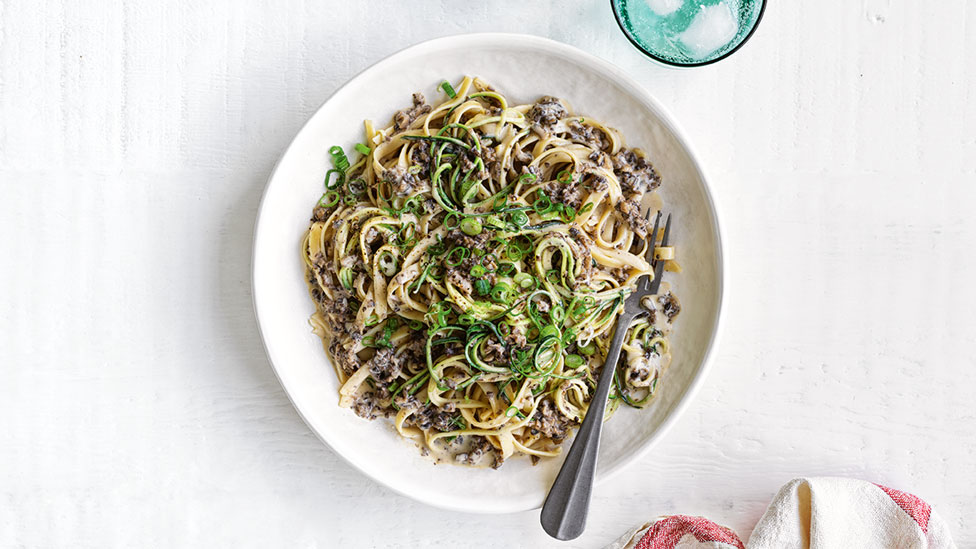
{"left": 2, "top": 1, "right": 974, "bottom": 547}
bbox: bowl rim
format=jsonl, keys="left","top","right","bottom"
{"left": 250, "top": 32, "right": 727, "bottom": 513}
{"left": 609, "top": 0, "right": 767, "bottom": 68}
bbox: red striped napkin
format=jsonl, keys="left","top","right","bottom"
{"left": 605, "top": 477, "right": 955, "bottom": 549}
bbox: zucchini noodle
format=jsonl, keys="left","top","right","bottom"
{"left": 302, "top": 77, "right": 682, "bottom": 468}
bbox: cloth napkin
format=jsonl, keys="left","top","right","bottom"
{"left": 605, "top": 477, "right": 956, "bottom": 549}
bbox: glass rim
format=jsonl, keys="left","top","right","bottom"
{"left": 610, "top": 0, "right": 767, "bottom": 68}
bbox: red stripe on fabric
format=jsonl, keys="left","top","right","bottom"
{"left": 875, "top": 483, "right": 932, "bottom": 534}
{"left": 634, "top": 515, "right": 744, "bottom": 549}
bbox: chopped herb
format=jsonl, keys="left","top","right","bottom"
{"left": 474, "top": 278, "right": 491, "bottom": 296}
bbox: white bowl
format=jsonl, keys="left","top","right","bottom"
{"left": 252, "top": 33, "right": 725, "bottom": 514}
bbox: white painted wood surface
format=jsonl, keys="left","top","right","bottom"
{"left": 1, "top": 1, "right": 973, "bottom": 547}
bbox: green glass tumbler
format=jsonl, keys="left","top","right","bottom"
{"left": 611, "top": 0, "right": 765, "bottom": 67}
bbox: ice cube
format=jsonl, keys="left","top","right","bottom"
{"left": 677, "top": 2, "right": 739, "bottom": 59}
{"left": 645, "top": 0, "right": 684, "bottom": 16}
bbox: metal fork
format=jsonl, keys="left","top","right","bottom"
{"left": 540, "top": 211, "right": 672, "bottom": 541}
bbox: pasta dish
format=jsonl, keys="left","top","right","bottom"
{"left": 302, "top": 77, "right": 681, "bottom": 468}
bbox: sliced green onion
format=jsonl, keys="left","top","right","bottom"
{"left": 491, "top": 282, "right": 512, "bottom": 304}
{"left": 491, "top": 195, "right": 508, "bottom": 212}
{"left": 578, "top": 341, "right": 596, "bottom": 356}
{"left": 443, "top": 212, "right": 460, "bottom": 229}
{"left": 533, "top": 190, "right": 553, "bottom": 214}
{"left": 565, "top": 354, "right": 584, "bottom": 369}
{"left": 569, "top": 303, "right": 587, "bottom": 321}
{"left": 539, "top": 325, "right": 560, "bottom": 341}
{"left": 324, "top": 169, "right": 344, "bottom": 190}
{"left": 470, "top": 265, "right": 487, "bottom": 277}
{"left": 441, "top": 80, "right": 457, "bottom": 98}
{"left": 355, "top": 143, "right": 371, "bottom": 155}
{"left": 557, "top": 170, "right": 573, "bottom": 184}
{"left": 505, "top": 244, "right": 523, "bottom": 261}
{"left": 318, "top": 190, "right": 340, "bottom": 208}
{"left": 343, "top": 195, "right": 357, "bottom": 205}
{"left": 445, "top": 246, "right": 469, "bottom": 267}
{"left": 510, "top": 210, "right": 529, "bottom": 227}
{"left": 551, "top": 305, "right": 566, "bottom": 323}
{"left": 495, "top": 262, "right": 517, "bottom": 277}
{"left": 505, "top": 405, "right": 518, "bottom": 418}
{"left": 514, "top": 272, "right": 535, "bottom": 289}
{"left": 498, "top": 322, "right": 512, "bottom": 337}
{"left": 329, "top": 145, "right": 350, "bottom": 171}
{"left": 458, "top": 313, "right": 476, "bottom": 325}
{"left": 460, "top": 217, "right": 483, "bottom": 236}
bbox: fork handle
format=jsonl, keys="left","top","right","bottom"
{"left": 540, "top": 311, "right": 635, "bottom": 540}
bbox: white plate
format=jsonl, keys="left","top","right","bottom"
{"left": 252, "top": 33, "right": 725, "bottom": 514}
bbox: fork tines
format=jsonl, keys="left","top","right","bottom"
{"left": 647, "top": 212, "right": 671, "bottom": 295}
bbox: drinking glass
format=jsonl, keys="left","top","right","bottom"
{"left": 611, "top": 0, "right": 766, "bottom": 67}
